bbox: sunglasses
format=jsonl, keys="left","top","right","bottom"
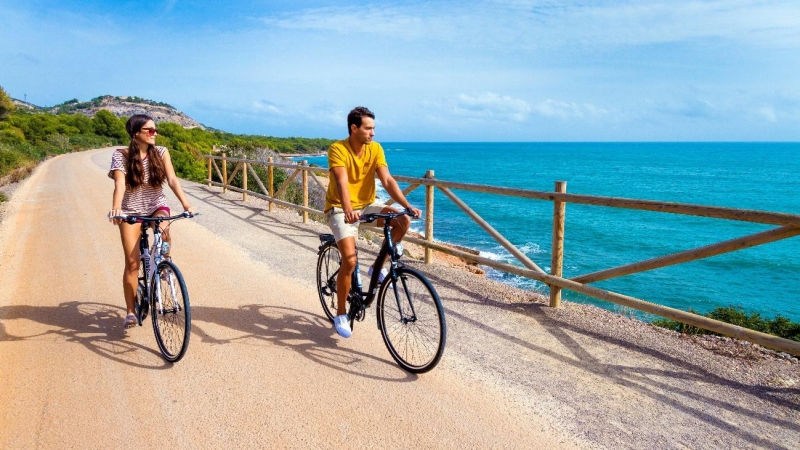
{"left": 140, "top": 127, "right": 159, "bottom": 136}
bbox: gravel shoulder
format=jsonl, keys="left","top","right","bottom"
{"left": 2, "top": 148, "right": 799, "bottom": 449}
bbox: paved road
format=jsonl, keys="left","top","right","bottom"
{"left": 0, "top": 149, "right": 577, "bottom": 448}
{"left": 2, "top": 148, "right": 799, "bottom": 449}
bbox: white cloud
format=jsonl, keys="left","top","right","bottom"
{"left": 252, "top": 101, "right": 350, "bottom": 128}
{"left": 256, "top": 0, "right": 800, "bottom": 51}
{"left": 252, "top": 100, "right": 285, "bottom": 115}
{"left": 532, "top": 99, "right": 609, "bottom": 120}
{"left": 452, "top": 92, "right": 532, "bottom": 122}
{"left": 258, "top": 5, "right": 440, "bottom": 40}
{"left": 756, "top": 106, "right": 778, "bottom": 122}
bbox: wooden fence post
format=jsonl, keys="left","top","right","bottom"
{"left": 301, "top": 160, "right": 309, "bottom": 223}
{"left": 242, "top": 162, "right": 248, "bottom": 201}
{"left": 268, "top": 157, "right": 274, "bottom": 212}
{"left": 207, "top": 155, "right": 212, "bottom": 187}
{"left": 550, "top": 181, "right": 567, "bottom": 307}
{"left": 222, "top": 152, "right": 228, "bottom": 193}
{"left": 424, "top": 170, "right": 435, "bottom": 264}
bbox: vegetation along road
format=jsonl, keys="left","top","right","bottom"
{"left": 0, "top": 148, "right": 798, "bottom": 448}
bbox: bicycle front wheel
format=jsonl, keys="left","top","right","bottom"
{"left": 135, "top": 263, "right": 148, "bottom": 325}
{"left": 316, "top": 242, "right": 342, "bottom": 323}
{"left": 377, "top": 267, "right": 446, "bottom": 373}
{"left": 151, "top": 260, "right": 191, "bottom": 362}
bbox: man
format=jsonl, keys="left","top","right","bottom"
{"left": 324, "top": 106, "right": 422, "bottom": 338}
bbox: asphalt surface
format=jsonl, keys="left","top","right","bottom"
{"left": 0, "top": 149, "right": 578, "bottom": 449}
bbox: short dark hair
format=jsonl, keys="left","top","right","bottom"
{"left": 347, "top": 106, "right": 375, "bottom": 135}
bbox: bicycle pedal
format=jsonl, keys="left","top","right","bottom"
{"left": 355, "top": 305, "right": 367, "bottom": 321}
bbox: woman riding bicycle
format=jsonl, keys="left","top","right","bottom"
{"left": 108, "top": 114, "right": 194, "bottom": 329}
{"left": 324, "top": 106, "right": 421, "bottom": 338}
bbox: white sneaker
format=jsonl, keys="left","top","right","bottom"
{"left": 333, "top": 314, "right": 352, "bottom": 338}
{"left": 368, "top": 266, "right": 389, "bottom": 282}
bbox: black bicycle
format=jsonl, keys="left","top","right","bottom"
{"left": 316, "top": 210, "right": 446, "bottom": 373}
{"left": 113, "top": 212, "right": 195, "bottom": 362}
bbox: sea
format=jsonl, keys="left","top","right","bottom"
{"left": 294, "top": 142, "right": 800, "bottom": 322}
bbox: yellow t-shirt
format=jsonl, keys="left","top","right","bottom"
{"left": 324, "top": 139, "right": 388, "bottom": 211}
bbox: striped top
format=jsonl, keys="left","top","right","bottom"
{"left": 108, "top": 146, "right": 168, "bottom": 215}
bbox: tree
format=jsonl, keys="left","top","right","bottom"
{"left": 0, "top": 86, "right": 15, "bottom": 121}
{"left": 92, "top": 109, "right": 127, "bottom": 142}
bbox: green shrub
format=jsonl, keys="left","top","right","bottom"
{"left": 0, "top": 94, "right": 333, "bottom": 188}
{"left": 653, "top": 306, "right": 800, "bottom": 341}
{"left": 0, "top": 146, "right": 27, "bottom": 177}
{"left": 0, "top": 126, "right": 26, "bottom": 146}
{"left": 47, "top": 133, "right": 71, "bottom": 152}
{"left": 69, "top": 134, "right": 113, "bottom": 149}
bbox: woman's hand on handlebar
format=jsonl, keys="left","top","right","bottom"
{"left": 108, "top": 209, "right": 123, "bottom": 225}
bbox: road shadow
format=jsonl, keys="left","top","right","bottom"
{"left": 0, "top": 301, "right": 175, "bottom": 369}
{"left": 183, "top": 185, "right": 323, "bottom": 256}
{"left": 190, "top": 303, "right": 417, "bottom": 382}
{"left": 415, "top": 266, "right": 800, "bottom": 448}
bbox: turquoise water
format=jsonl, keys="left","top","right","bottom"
{"left": 296, "top": 142, "right": 800, "bottom": 321}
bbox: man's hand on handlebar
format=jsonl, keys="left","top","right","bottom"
{"left": 405, "top": 206, "right": 422, "bottom": 219}
{"left": 344, "top": 210, "right": 361, "bottom": 224}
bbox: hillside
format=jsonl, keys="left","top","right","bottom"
{"left": 11, "top": 99, "right": 37, "bottom": 110}
{"left": 47, "top": 95, "right": 204, "bottom": 129}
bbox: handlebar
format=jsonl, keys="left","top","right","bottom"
{"left": 360, "top": 209, "right": 419, "bottom": 224}
{"left": 110, "top": 211, "right": 198, "bottom": 224}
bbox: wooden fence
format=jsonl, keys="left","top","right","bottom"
{"left": 203, "top": 153, "right": 800, "bottom": 356}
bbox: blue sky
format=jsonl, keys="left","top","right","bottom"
{"left": 2, "top": 0, "right": 800, "bottom": 141}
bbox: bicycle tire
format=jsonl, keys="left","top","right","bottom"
{"left": 151, "top": 260, "right": 191, "bottom": 362}
{"left": 377, "top": 267, "right": 446, "bottom": 373}
{"left": 316, "top": 242, "right": 342, "bottom": 323}
{"left": 135, "top": 263, "right": 148, "bottom": 325}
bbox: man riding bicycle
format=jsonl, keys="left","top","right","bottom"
{"left": 324, "top": 106, "right": 421, "bottom": 338}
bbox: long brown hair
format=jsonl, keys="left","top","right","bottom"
{"left": 124, "top": 114, "right": 166, "bottom": 188}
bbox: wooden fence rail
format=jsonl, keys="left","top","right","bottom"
{"left": 203, "top": 154, "right": 800, "bottom": 356}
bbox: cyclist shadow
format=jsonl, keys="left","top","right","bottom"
{"left": 0, "top": 301, "right": 175, "bottom": 369}
{"left": 191, "top": 304, "right": 418, "bottom": 382}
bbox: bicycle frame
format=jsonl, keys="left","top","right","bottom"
{"left": 114, "top": 212, "right": 193, "bottom": 317}
{"left": 348, "top": 211, "right": 417, "bottom": 324}
{"left": 137, "top": 221, "right": 168, "bottom": 306}
{"left": 138, "top": 223, "right": 155, "bottom": 284}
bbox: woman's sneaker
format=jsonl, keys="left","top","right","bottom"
{"left": 333, "top": 315, "right": 352, "bottom": 338}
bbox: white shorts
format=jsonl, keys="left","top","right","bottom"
{"left": 326, "top": 201, "right": 387, "bottom": 242}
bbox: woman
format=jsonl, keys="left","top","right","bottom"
{"left": 108, "top": 114, "right": 194, "bottom": 329}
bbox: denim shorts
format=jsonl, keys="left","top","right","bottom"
{"left": 326, "top": 201, "right": 387, "bottom": 242}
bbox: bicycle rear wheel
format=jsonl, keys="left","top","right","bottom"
{"left": 151, "top": 260, "right": 191, "bottom": 362}
{"left": 377, "top": 267, "right": 446, "bottom": 373}
{"left": 316, "top": 242, "right": 342, "bottom": 322}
